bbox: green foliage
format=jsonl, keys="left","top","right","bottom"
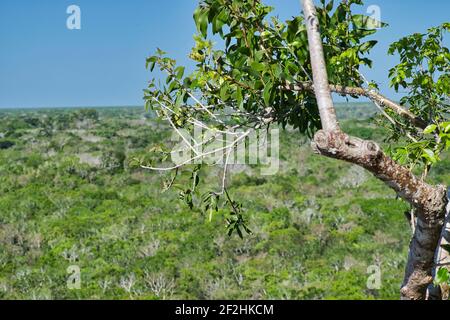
{"left": 387, "top": 23, "right": 450, "bottom": 168}
{"left": 435, "top": 268, "right": 450, "bottom": 286}
{"left": 1, "top": 0, "right": 448, "bottom": 301}
{"left": 142, "top": 0, "right": 392, "bottom": 232}
{"left": 144, "top": 0, "right": 385, "bottom": 135}
{"left": 388, "top": 23, "right": 450, "bottom": 112}
{"left": 0, "top": 106, "right": 431, "bottom": 300}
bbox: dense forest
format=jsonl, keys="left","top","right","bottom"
{"left": 0, "top": 105, "right": 447, "bottom": 299}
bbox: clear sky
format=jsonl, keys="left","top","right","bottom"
{"left": 0, "top": 0, "right": 449, "bottom": 108}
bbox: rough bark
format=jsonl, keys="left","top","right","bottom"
{"left": 312, "top": 131, "right": 444, "bottom": 216}
{"left": 401, "top": 211, "right": 446, "bottom": 299}
{"left": 428, "top": 199, "right": 450, "bottom": 300}
{"left": 300, "top": 0, "right": 448, "bottom": 300}
{"left": 312, "top": 131, "right": 447, "bottom": 300}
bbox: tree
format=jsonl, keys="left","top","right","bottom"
{"left": 142, "top": 0, "right": 450, "bottom": 300}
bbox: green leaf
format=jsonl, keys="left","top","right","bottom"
{"left": 423, "top": 149, "right": 437, "bottom": 164}
{"left": 168, "top": 81, "right": 179, "bottom": 93}
{"left": 331, "top": 4, "right": 346, "bottom": 25}
{"left": 423, "top": 124, "right": 437, "bottom": 134}
{"left": 194, "top": 8, "right": 209, "bottom": 38}
{"left": 212, "top": 11, "right": 227, "bottom": 35}
{"left": 263, "top": 82, "right": 273, "bottom": 106}
{"left": 220, "top": 83, "right": 230, "bottom": 102}
{"left": 444, "top": 123, "right": 450, "bottom": 133}
{"left": 236, "top": 226, "right": 243, "bottom": 239}
{"left": 352, "top": 14, "right": 387, "bottom": 29}
{"left": 175, "top": 66, "right": 185, "bottom": 80}
{"left": 175, "top": 92, "right": 185, "bottom": 108}
{"left": 359, "top": 40, "right": 378, "bottom": 53}
{"left": 156, "top": 48, "right": 167, "bottom": 56}
{"left": 434, "top": 268, "right": 450, "bottom": 285}
{"left": 250, "top": 61, "right": 266, "bottom": 72}
{"left": 235, "top": 86, "right": 243, "bottom": 108}
{"left": 325, "top": 0, "right": 334, "bottom": 12}
{"left": 146, "top": 56, "right": 157, "bottom": 71}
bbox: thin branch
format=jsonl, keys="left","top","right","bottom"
{"left": 283, "top": 81, "right": 428, "bottom": 129}
{"left": 162, "top": 168, "right": 179, "bottom": 192}
{"left": 186, "top": 91, "right": 226, "bottom": 126}
{"left": 141, "top": 131, "right": 250, "bottom": 172}
{"left": 218, "top": 146, "right": 234, "bottom": 195}
{"left": 356, "top": 70, "right": 418, "bottom": 143}
{"left": 434, "top": 262, "right": 450, "bottom": 267}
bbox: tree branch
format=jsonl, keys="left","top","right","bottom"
{"left": 312, "top": 130, "right": 447, "bottom": 300}
{"left": 283, "top": 82, "right": 428, "bottom": 129}
{"left": 301, "top": 0, "right": 340, "bottom": 131}
{"left": 301, "top": 0, "right": 447, "bottom": 300}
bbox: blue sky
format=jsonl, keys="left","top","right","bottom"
{"left": 0, "top": 0, "right": 449, "bottom": 108}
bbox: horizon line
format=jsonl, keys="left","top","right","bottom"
{"left": 0, "top": 101, "right": 380, "bottom": 111}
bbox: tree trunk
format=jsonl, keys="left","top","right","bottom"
{"left": 300, "top": 0, "right": 448, "bottom": 300}
{"left": 428, "top": 197, "right": 450, "bottom": 300}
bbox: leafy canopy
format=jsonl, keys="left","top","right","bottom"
{"left": 142, "top": 0, "right": 449, "bottom": 237}
{"left": 145, "top": 0, "right": 385, "bottom": 135}
{"left": 387, "top": 23, "right": 450, "bottom": 168}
